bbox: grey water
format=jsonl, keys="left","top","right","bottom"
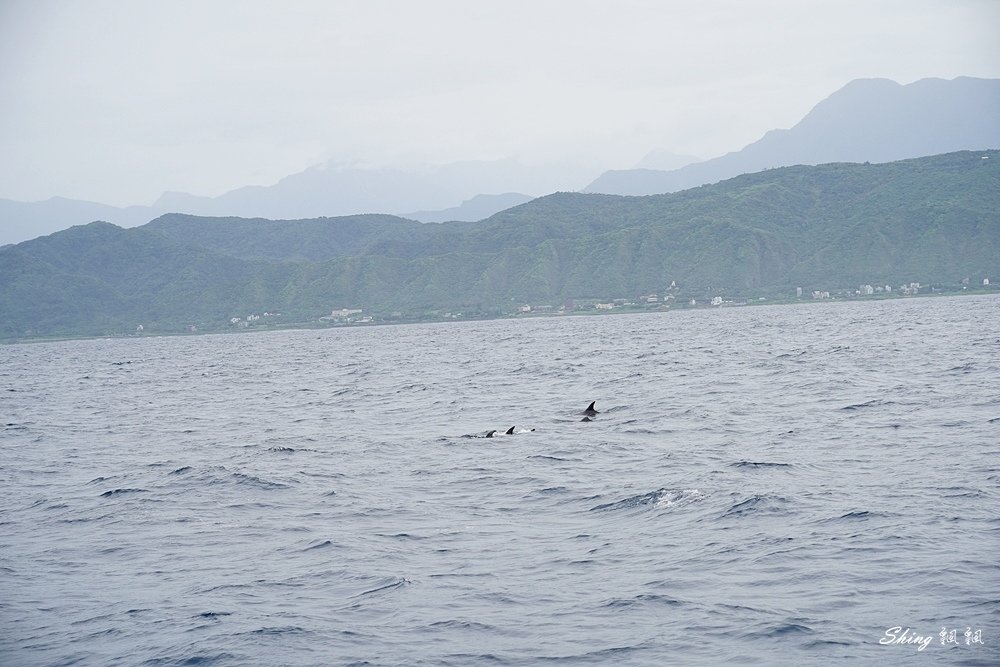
{"left": 1, "top": 295, "right": 998, "bottom": 666}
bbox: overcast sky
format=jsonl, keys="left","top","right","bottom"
{"left": 1, "top": 0, "right": 998, "bottom": 206}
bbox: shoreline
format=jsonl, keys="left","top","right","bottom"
{"left": 4, "top": 288, "right": 997, "bottom": 346}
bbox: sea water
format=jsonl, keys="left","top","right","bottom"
{"left": 1, "top": 295, "right": 998, "bottom": 665}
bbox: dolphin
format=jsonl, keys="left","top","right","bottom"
{"left": 582, "top": 401, "right": 599, "bottom": 416}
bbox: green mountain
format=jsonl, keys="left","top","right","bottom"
{"left": 2, "top": 151, "right": 997, "bottom": 339}
{"left": 142, "top": 213, "right": 436, "bottom": 262}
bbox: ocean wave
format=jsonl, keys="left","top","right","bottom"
{"left": 353, "top": 577, "right": 412, "bottom": 598}
{"left": 840, "top": 398, "right": 897, "bottom": 410}
{"left": 816, "top": 510, "right": 896, "bottom": 523}
{"left": 425, "top": 619, "right": 496, "bottom": 632}
{"left": 730, "top": 461, "right": 793, "bottom": 469}
{"left": 944, "top": 362, "right": 976, "bottom": 373}
{"left": 590, "top": 488, "right": 703, "bottom": 512}
{"left": 141, "top": 652, "right": 236, "bottom": 666}
{"left": 100, "top": 488, "right": 147, "bottom": 497}
{"left": 740, "top": 622, "right": 816, "bottom": 639}
{"left": 229, "top": 472, "right": 291, "bottom": 490}
{"left": 302, "top": 539, "right": 337, "bottom": 551}
{"left": 722, "top": 494, "right": 791, "bottom": 518}
{"left": 5, "top": 294, "right": 998, "bottom": 667}
{"left": 602, "top": 593, "right": 684, "bottom": 608}
{"left": 242, "top": 626, "right": 308, "bottom": 635}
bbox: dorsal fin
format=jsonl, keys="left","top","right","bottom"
{"left": 505, "top": 426, "right": 515, "bottom": 435}
{"left": 485, "top": 430, "right": 496, "bottom": 438}
{"left": 583, "top": 401, "right": 598, "bottom": 415}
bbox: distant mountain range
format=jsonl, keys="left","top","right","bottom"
{"left": 585, "top": 77, "right": 1000, "bottom": 195}
{"left": 3, "top": 151, "right": 997, "bottom": 339}
{"left": 0, "top": 197, "right": 157, "bottom": 248}
{"left": 1, "top": 76, "right": 996, "bottom": 246}
{"left": 0, "top": 160, "right": 582, "bottom": 245}
{"left": 145, "top": 158, "right": 582, "bottom": 221}
{"left": 404, "top": 193, "right": 535, "bottom": 223}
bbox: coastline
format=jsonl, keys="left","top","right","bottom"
{"left": 4, "top": 287, "right": 997, "bottom": 346}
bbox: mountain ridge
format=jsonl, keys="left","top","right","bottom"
{"left": 585, "top": 76, "right": 1000, "bottom": 195}
{"left": 2, "top": 151, "right": 997, "bottom": 339}
{"left": 4, "top": 76, "right": 998, "bottom": 246}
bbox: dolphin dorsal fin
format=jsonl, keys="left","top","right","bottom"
{"left": 486, "top": 430, "right": 496, "bottom": 438}
{"left": 586, "top": 401, "right": 596, "bottom": 412}
{"left": 506, "top": 426, "right": 515, "bottom": 435}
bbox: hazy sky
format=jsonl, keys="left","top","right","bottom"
{"left": 1, "top": 0, "right": 998, "bottom": 206}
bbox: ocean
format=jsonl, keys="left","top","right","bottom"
{"left": 1, "top": 294, "right": 998, "bottom": 666}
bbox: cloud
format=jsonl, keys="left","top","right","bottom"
{"left": 1, "top": 0, "right": 997, "bottom": 205}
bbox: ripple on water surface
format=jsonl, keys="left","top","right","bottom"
{"left": 1, "top": 295, "right": 998, "bottom": 666}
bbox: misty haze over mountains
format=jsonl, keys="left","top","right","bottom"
{"left": 1, "top": 76, "right": 998, "bottom": 246}
{"left": 585, "top": 77, "right": 1000, "bottom": 195}
{"left": 0, "top": 160, "right": 580, "bottom": 246}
